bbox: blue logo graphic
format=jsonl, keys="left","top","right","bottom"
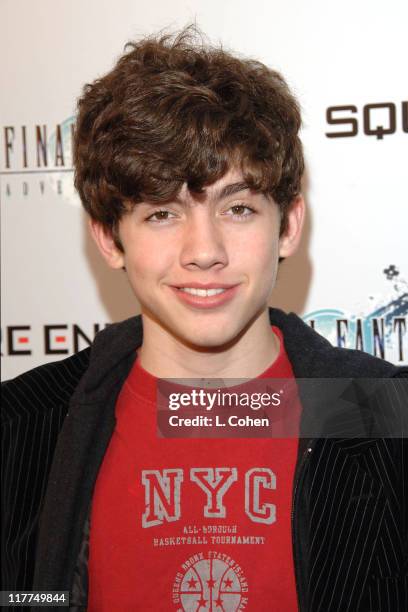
{"left": 303, "top": 266, "right": 407, "bottom": 364}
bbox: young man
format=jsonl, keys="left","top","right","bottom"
{"left": 2, "top": 28, "right": 407, "bottom": 611}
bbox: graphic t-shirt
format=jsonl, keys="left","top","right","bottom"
{"left": 88, "top": 326, "right": 301, "bottom": 611}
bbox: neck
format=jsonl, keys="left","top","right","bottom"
{"left": 137, "top": 309, "right": 280, "bottom": 379}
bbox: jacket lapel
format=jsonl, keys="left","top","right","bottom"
{"left": 33, "top": 318, "right": 143, "bottom": 591}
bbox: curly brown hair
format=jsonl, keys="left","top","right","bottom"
{"left": 73, "top": 26, "right": 304, "bottom": 249}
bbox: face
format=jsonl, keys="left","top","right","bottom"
{"left": 92, "top": 167, "right": 304, "bottom": 350}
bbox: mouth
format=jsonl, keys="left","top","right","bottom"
{"left": 178, "top": 287, "right": 229, "bottom": 297}
{"left": 170, "top": 284, "right": 240, "bottom": 309}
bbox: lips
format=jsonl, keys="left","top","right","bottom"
{"left": 179, "top": 287, "right": 227, "bottom": 297}
{"left": 173, "top": 283, "right": 238, "bottom": 289}
{"left": 170, "top": 284, "right": 240, "bottom": 310}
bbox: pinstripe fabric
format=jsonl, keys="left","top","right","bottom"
{"left": 2, "top": 309, "right": 407, "bottom": 611}
{"left": 1, "top": 351, "right": 90, "bottom": 591}
{"left": 306, "top": 438, "right": 403, "bottom": 611}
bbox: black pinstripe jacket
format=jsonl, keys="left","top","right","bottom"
{"left": 2, "top": 309, "right": 408, "bottom": 611}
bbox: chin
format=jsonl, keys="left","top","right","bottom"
{"left": 180, "top": 327, "right": 239, "bottom": 351}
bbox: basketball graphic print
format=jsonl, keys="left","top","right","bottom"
{"left": 173, "top": 553, "right": 248, "bottom": 610}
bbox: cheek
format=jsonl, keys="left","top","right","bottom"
{"left": 123, "top": 234, "right": 174, "bottom": 279}
{"left": 231, "top": 227, "right": 279, "bottom": 271}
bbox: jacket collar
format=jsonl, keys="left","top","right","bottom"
{"left": 76, "top": 307, "right": 399, "bottom": 403}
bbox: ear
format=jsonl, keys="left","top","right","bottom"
{"left": 278, "top": 195, "right": 305, "bottom": 258}
{"left": 88, "top": 219, "right": 125, "bottom": 269}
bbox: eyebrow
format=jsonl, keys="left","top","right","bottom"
{"left": 141, "top": 181, "right": 251, "bottom": 208}
{"left": 215, "top": 181, "right": 251, "bottom": 200}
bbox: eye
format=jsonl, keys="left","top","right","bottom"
{"left": 145, "top": 209, "right": 176, "bottom": 223}
{"left": 225, "top": 204, "right": 256, "bottom": 220}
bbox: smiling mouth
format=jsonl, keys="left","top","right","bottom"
{"left": 170, "top": 284, "right": 240, "bottom": 309}
{"left": 178, "top": 287, "right": 228, "bottom": 297}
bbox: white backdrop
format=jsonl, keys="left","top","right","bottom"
{"left": 1, "top": 0, "right": 407, "bottom": 380}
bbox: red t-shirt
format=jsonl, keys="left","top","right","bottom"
{"left": 88, "top": 326, "right": 301, "bottom": 611}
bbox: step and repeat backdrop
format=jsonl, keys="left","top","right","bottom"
{"left": 1, "top": 0, "right": 407, "bottom": 380}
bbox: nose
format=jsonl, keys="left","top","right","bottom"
{"left": 180, "top": 209, "right": 228, "bottom": 270}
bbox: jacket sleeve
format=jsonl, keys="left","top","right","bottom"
{"left": 1, "top": 374, "right": 68, "bottom": 591}
{"left": 1, "top": 352, "right": 89, "bottom": 591}
{"left": 393, "top": 373, "right": 408, "bottom": 577}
